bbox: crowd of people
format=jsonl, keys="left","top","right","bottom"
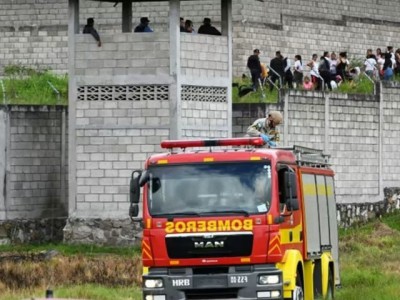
{"left": 247, "top": 47, "right": 400, "bottom": 92}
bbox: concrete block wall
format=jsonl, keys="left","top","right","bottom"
{"left": 232, "top": 88, "right": 400, "bottom": 205}
{"left": 0, "top": 0, "right": 69, "bottom": 74}
{"left": 75, "top": 33, "right": 170, "bottom": 77}
{"left": 181, "top": 34, "right": 228, "bottom": 78}
{"left": 0, "top": 105, "right": 68, "bottom": 220}
{"left": 284, "top": 91, "right": 326, "bottom": 149}
{"left": 382, "top": 84, "right": 400, "bottom": 187}
{"left": 329, "top": 93, "right": 380, "bottom": 201}
{"left": 74, "top": 92, "right": 170, "bottom": 217}
{"left": 181, "top": 95, "right": 229, "bottom": 138}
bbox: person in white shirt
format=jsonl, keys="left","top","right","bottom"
{"left": 293, "top": 55, "right": 303, "bottom": 88}
{"left": 283, "top": 56, "right": 293, "bottom": 88}
{"left": 364, "top": 49, "right": 377, "bottom": 78}
{"left": 307, "top": 53, "right": 321, "bottom": 90}
{"left": 330, "top": 52, "right": 338, "bottom": 76}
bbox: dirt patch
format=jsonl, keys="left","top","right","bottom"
{"left": 0, "top": 252, "right": 142, "bottom": 294}
{"left": 372, "top": 222, "right": 400, "bottom": 237}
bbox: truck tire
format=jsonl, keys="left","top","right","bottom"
{"left": 289, "top": 270, "right": 304, "bottom": 300}
{"left": 325, "top": 270, "right": 334, "bottom": 299}
{"left": 292, "top": 286, "right": 304, "bottom": 300}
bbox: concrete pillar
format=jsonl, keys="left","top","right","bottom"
{"left": 283, "top": 92, "right": 289, "bottom": 147}
{"left": 324, "top": 93, "right": 330, "bottom": 153}
{"left": 378, "top": 81, "right": 383, "bottom": 199}
{"left": 221, "top": 0, "right": 231, "bottom": 36}
{"left": 122, "top": 0, "right": 132, "bottom": 32}
{"left": 169, "top": 0, "right": 181, "bottom": 139}
{"left": 68, "top": 0, "right": 78, "bottom": 214}
{"left": 222, "top": 0, "right": 232, "bottom": 136}
{"left": 0, "top": 110, "right": 6, "bottom": 220}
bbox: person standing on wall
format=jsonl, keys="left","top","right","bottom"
{"left": 83, "top": 17, "right": 101, "bottom": 47}
{"left": 269, "top": 51, "right": 285, "bottom": 92}
{"left": 247, "top": 49, "right": 262, "bottom": 92}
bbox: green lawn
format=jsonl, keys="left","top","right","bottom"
{"left": 0, "top": 64, "right": 68, "bottom": 105}
{"left": 336, "top": 212, "right": 400, "bottom": 300}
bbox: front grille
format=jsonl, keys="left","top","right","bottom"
{"left": 193, "top": 266, "right": 229, "bottom": 275}
{"left": 185, "top": 288, "right": 238, "bottom": 299}
{"left": 166, "top": 233, "right": 253, "bottom": 259}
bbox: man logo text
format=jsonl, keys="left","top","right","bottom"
{"left": 194, "top": 241, "right": 224, "bottom": 248}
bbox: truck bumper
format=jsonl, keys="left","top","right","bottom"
{"left": 143, "top": 264, "right": 283, "bottom": 300}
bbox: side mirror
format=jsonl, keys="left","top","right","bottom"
{"left": 284, "top": 171, "right": 298, "bottom": 199}
{"left": 130, "top": 170, "right": 142, "bottom": 204}
{"left": 139, "top": 170, "right": 150, "bottom": 187}
{"left": 129, "top": 203, "right": 139, "bottom": 218}
{"left": 286, "top": 198, "right": 299, "bottom": 211}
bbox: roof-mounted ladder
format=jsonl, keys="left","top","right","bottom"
{"left": 278, "top": 145, "right": 331, "bottom": 168}
{"left": 294, "top": 145, "right": 330, "bottom": 167}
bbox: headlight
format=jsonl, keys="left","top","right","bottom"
{"left": 145, "top": 295, "right": 166, "bottom": 300}
{"left": 258, "top": 274, "right": 280, "bottom": 285}
{"left": 144, "top": 278, "right": 164, "bottom": 288}
{"left": 271, "top": 290, "right": 281, "bottom": 297}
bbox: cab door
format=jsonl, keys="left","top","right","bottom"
{"left": 276, "top": 164, "right": 303, "bottom": 254}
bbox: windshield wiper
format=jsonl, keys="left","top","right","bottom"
{"left": 200, "top": 210, "right": 250, "bottom": 217}
{"left": 151, "top": 212, "right": 201, "bottom": 220}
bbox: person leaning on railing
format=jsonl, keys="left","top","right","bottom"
{"left": 83, "top": 17, "right": 101, "bottom": 47}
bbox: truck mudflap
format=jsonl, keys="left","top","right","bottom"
{"left": 143, "top": 264, "right": 283, "bottom": 300}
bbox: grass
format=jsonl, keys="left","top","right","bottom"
{"left": 335, "top": 74, "right": 375, "bottom": 94}
{"left": 0, "top": 284, "right": 141, "bottom": 300}
{"left": 1, "top": 64, "right": 68, "bottom": 105}
{"left": 233, "top": 77, "right": 279, "bottom": 104}
{"left": 0, "top": 243, "right": 140, "bottom": 257}
{"left": 232, "top": 74, "right": 377, "bottom": 104}
{"left": 336, "top": 212, "right": 400, "bottom": 300}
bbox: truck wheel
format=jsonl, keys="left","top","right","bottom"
{"left": 292, "top": 286, "right": 304, "bottom": 300}
{"left": 292, "top": 271, "right": 304, "bottom": 300}
{"left": 325, "top": 270, "right": 334, "bottom": 299}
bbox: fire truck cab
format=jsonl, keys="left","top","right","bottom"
{"left": 130, "top": 137, "right": 340, "bottom": 300}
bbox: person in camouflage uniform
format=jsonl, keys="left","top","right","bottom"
{"left": 246, "top": 111, "right": 283, "bottom": 147}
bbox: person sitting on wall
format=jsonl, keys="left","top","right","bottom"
{"left": 184, "top": 20, "right": 196, "bottom": 34}
{"left": 83, "top": 17, "right": 101, "bottom": 47}
{"left": 198, "top": 18, "right": 221, "bottom": 36}
{"left": 246, "top": 111, "right": 283, "bottom": 147}
{"left": 134, "top": 17, "right": 153, "bottom": 33}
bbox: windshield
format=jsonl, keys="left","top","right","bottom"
{"left": 146, "top": 161, "right": 272, "bottom": 216}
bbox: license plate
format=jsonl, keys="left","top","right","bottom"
{"left": 228, "top": 275, "right": 249, "bottom": 286}
{"left": 171, "top": 277, "right": 192, "bottom": 288}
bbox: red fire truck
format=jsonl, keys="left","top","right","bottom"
{"left": 130, "top": 137, "right": 340, "bottom": 300}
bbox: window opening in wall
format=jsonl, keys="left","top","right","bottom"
{"left": 181, "top": 85, "right": 227, "bottom": 102}
{"left": 77, "top": 85, "right": 169, "bottom": 101}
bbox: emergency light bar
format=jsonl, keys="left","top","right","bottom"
{"left": 161, "top": 137, "right": 264, "bottom": 149}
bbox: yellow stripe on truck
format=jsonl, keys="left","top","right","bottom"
{"left": 303, "top": 184, "right": 333, "bottom": 196}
